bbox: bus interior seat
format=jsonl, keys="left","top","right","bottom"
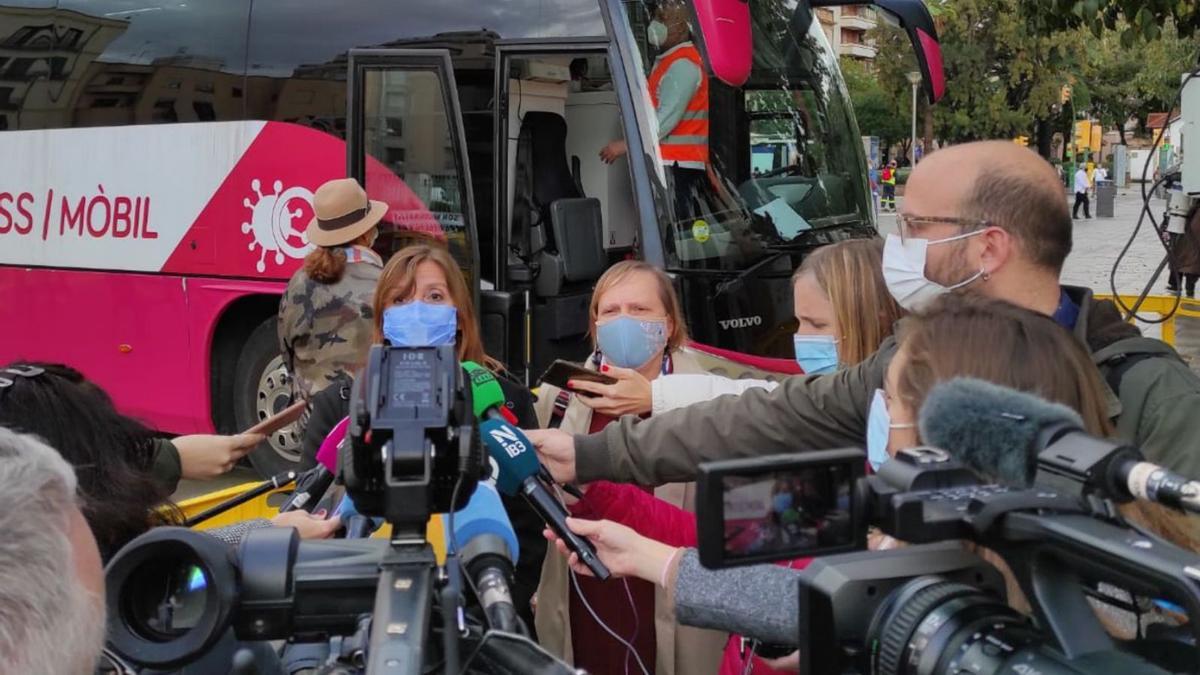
{"left": 512, "top": 110, "right": 585, "bottom": 262}
{"left": 535, "top": 197, "right": 605, "bottom": 297}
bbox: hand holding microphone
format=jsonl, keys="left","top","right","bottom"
{"left": 524, "top": 428, "right": 578, "bottom": 484}
{"left": 543, "top": 517, "right": 681, "bottom": 587}
{"left": 480, "top": 417, "right": 610, "bottom": 580}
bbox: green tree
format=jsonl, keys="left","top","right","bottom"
{"left": 870, "top": 0, "right": 1087, "bottom": 155}
{"left": 1019, "top": 0, "right": 1200, "bottom": 43}
{"left": 839, "top": 57, "right": 909, "bottom": 151}
{"left": 1083, "top": 22, "right": 1194, "bottom": 144}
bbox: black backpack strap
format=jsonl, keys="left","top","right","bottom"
{"left": 1100, "top": 352, "right": 1158, "bottom": 396}
{"left": 547, "top": 389, "right": 572, "bottom": 430}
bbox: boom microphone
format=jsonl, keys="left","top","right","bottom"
{"left": 479, "top": 417, "right": 611, "bottom": 580}
{"left": 917, "top": 378, "right": 1083, "bottom": 486}
{"left": 919, "top": 378, "right": 1200, "bottom": 514}
{"left": 278, "top": 416, "right": 348, "bottom": 513}
{"left": 441, "top": 482, "right": 524, "bottom": 633}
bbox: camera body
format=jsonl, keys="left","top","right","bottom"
{"left": 696, "top": 445, "right": 1200, "bottom": 675}
{"left": 343, "top": 343, "right": 484, "bottom": 532}
{"left": 104, "top": 344, "right": 567, "bottom": 674}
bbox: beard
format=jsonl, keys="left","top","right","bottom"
{"left": 927, "top": 241, "right": 982, "bottom": 291}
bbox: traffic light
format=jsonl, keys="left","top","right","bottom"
{"left": 1090, "top": 124, "right": 1103, "bottom": 153}
{"left": 1074, "top": 120, "right": 1092, "bottom": 154}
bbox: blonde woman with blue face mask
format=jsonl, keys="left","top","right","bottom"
{"left": 572, "top": 238, "right": 904, "bottom": 418}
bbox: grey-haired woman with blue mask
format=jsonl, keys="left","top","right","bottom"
{"left": 569, "top": 239, "right": 905, "bottom": 418}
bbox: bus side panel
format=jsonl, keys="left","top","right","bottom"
{"left": 0, "top": 267, "right": 284, "bottom": 434}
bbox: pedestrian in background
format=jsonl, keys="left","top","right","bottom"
{"left": 880, "top": 160, "right": 897, "bottom": 212}
{"left": 278, "top": 178, "right": 386, "bottom": 408}
{"left": 1072, "top": 163, "right": 1091, "bottom": 219}
{"left": 1168, "top": 207, "right": 1200, "bottom": 297}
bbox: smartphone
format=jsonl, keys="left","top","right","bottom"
{"left": 695, "top": 449, "right": 866, "bottom": 569}
{"left": 244, "top": 400, "right": 307, "bottom": 437}
{"left": 537, "top": 359, "right": 617, "bottom": 393}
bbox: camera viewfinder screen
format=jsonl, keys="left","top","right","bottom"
{"left": 722, "top": 464, "right": 855, "bottom": 561}
{"left": 388, "top": 349, "right": 435, "bottom": 408}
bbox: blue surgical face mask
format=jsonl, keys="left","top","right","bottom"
{"left": 381, "top": 302, "right": 458, "bottom": 347}
{"left": 793, "top": 334, "right": 839, "bottom": 374}
{"left": 596, "top": 315, "right": 668, "bottom": 369}
{"left": 866, "top": 388, "right": 914, "bottom": 471}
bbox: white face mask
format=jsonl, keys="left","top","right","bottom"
{"left": 647, "top": 19, "right": 669, "bottom": 48}
{"left": 882, "top": 232, "right": 985, "bottom": 312}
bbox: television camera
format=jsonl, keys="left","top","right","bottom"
{"left": 103, "top": 344, "right": 575, "bottom": 674}
{"left": 695, "top": 381, "right": 1200, "bottom": 675}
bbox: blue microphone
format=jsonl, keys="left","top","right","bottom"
{"left": 441, "top": 481, "right": 524, "bottom": 633}
{"left": 479, "top": 418, "right": 610, "bottom": 580}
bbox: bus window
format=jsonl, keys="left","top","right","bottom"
{"left": 56, "top": 0, "right": 250, "bottom": 129}
{"left": 350, "top": 56, "right": 476, "bottom": 277}
{"left": 616, "top": 0, "right": 872, "bottom": 273}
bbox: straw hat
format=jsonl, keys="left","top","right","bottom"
{"left": 305, "top": 178, "right": 387, "bottom": 247}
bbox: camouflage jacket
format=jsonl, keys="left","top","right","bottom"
{"left": 277, "top": 248, "right": 382, "bottom": 401}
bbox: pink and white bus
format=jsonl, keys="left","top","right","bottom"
{"left": 0, "top": 0, "right": 942, "bottom": 475}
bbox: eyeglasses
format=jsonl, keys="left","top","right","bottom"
{"left": 896, "top": 214, "right": 990, "bottom": 241}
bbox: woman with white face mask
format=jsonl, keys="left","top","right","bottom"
{"left": 573, "top": 238, "right": 904, "bottom": 418}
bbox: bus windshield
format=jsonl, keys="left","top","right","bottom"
{"left": 618, "top": 0, "right": 872, "bottom": 273}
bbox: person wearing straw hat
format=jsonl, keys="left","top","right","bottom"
{"left": 278, "top": 178, "right": 388, "bottom": 411}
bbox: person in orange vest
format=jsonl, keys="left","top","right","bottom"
{"left": 601, "top": 0, "right": 709, "bottom": 222}
{"left": 880, "top": 159, "right": 897, "bottom": 212}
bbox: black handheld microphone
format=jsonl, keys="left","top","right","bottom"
{"left": 480, "top": 417, "right": 611, "bottom": 580}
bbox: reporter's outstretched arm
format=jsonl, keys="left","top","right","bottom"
{"left": 575, "top": 340, "right": 894, "bottom": 485}
{"left": 672, "top": 548, "right": 800, "bottom": 645}
{"left": 651, "top": 373, "right": 779, "bottom": 415}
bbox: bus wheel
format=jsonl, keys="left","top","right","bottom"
{"left": 233, "top": 319, "right": 306, "bottom": 477}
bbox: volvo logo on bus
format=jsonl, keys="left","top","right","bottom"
{"left": 719, "top": 316, "right": 762, "bottom": 330}
{"left": 242, "top": 178, "right": 315, "bottom": 273}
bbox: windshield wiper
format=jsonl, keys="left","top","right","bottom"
{"left": 711, "top": 219, "right": 865, "bottom": 299}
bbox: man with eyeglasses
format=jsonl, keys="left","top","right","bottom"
{"left": 528, "top": 140, "right": 1200, "bottom": 486}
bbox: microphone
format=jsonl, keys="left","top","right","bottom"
{"left": 462, "top": 361, "right": 519, "bottom": 425}
{"left": 919, "top": 378, "right": 1200, "bottom": 514}
{"left": 441, "top": 481, "right": 524, "bottom": 634}
{"left": 917, "top": 378, "right": 1083, "bottom": 487}
{"left": 278, "top": 416, "right": 348, "bottom": 513}
{"left": 480, "top": 417, "right": 611, "bottom": 580}
{"left": 463, "top": 361, "right": 584, "bottom": 500}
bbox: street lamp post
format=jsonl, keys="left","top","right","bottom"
{"left": 906, "top": 71, "right": 921, "bottom": 166}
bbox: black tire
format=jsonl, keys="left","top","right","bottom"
{"left": 233, "top": 318, "right": 307, "bottom": 477}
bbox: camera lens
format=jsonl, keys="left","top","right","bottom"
{"left": 124, "top": 558, "right": 210, "bottom": 641}
{"left": 871, "top": 577, "right": 1035, "bottom": 675}
{"left": 106, "top": 527, "right": 239, "bottom": 669}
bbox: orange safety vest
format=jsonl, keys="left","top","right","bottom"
{"left": 648, "top": 42, "right": 709, "bottom": 167}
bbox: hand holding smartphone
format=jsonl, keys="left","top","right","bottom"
{"left": 538, "top": 359, "right": 617, "bottom": 396}
{"left": 244, "top": 400, "right": 307, "bottom": 436}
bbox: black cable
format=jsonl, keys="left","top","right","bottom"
{"left": 1107, "top": 66, "right": 1200, "bottom": 323}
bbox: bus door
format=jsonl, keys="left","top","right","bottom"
{"left": 344, "top": 48, "right": 482, "bottom": 310}
{"left": 492, "top": 39, "right": 650, "bottom": 381}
